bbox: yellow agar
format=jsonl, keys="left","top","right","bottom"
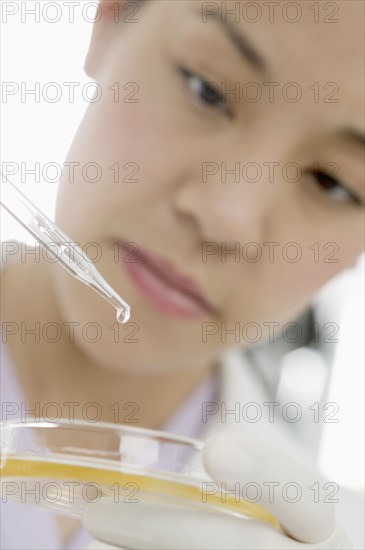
{"left": 1, "top": 456, "right": 280, "bottom": 529}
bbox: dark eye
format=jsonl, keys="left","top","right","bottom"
{"left": 180, "top": 67, "right": 231, "bottom": 116}
{"left": 311, "top": 170, "right": 362, "bottom": 206}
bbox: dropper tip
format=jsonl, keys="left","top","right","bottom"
{"left": 116, "top": 307, "right": 131, "bottom": 324}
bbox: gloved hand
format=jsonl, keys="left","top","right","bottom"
{"left": 82, "top": 433, "right": 352, "bottom": 549}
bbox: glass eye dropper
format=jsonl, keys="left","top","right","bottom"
{"left": 0, "top": 174, "right": 131, "bottom": 324}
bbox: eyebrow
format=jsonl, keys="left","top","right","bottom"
{"left": 343, "top": 129, "right": 365, "bottom": 149}
{"left": 198, "top": 12, "right": 364, "bottom": 152}
{"left": 204, "top": 12, "right": 269, "bottom": 78}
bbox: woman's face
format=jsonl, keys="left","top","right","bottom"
{"left": 54, "top": 0, "right": 364, "bottom": 374}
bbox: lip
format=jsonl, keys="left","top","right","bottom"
{"left": 117, "top": 242, "right": 214, "bottom": 319}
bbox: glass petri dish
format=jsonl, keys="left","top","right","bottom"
{"left": 0, "top": 419, "right": 280, "bottom": 530}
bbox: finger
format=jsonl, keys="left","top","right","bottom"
{"left": 203, "top": 433, "right": 337, "bottom": 544}
{"left": 82, "top": 497, "right": 304, "bottom": 550}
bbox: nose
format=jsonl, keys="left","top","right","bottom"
{"left": 172, "top": 155, "right": 279, "bottom": 245}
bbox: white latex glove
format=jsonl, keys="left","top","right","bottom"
{"left": 82, "top": 433, "right": 352, "bottom": 550}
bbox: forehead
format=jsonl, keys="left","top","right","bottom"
{"left": 196, "top": 2, "right": 363, "bottom": 71}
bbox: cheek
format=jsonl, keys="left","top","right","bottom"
{"left": 222, "top": 242, "right": 354, "bottom": 327}
{"left": 55, "top": 108, "right": 140, "bottom": 241}
{"left": 56, "top": 64, "right": 180, "bottom": 242}
{"left": 268, "top": 241, "right": 359, "bottom": 310}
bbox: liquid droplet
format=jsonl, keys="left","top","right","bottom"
{"left": 116, "top": 308, "right": 130, "bottom": 324}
